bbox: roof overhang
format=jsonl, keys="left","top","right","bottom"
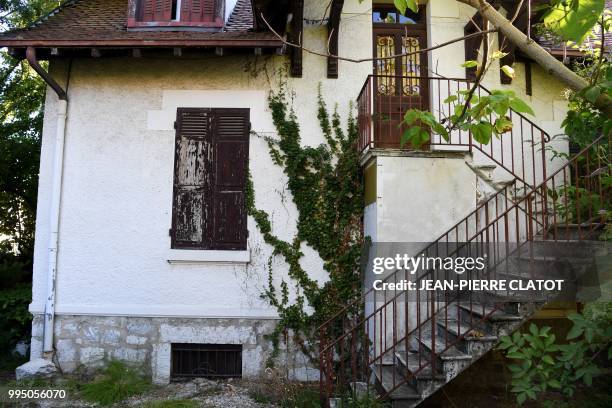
{"left": 0, "top": 38, "right": 283, "bottom": 48}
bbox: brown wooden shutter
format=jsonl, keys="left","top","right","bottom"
{"left": 210, "top": 109, "right": 250, "bottom": 250}
{"left": 171, "top": 108, "right": 213, "bottom": 249}
{"left": 181, "top": 0, "right": 216, "bottom": 22}
{"left": 141, "top": 0, "right": 173, "bottom": 22}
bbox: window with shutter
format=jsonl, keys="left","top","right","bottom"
{"left": 171, "top": 108, "right": 249, "bottom": 250}
{"left": 127, "top": 0, "right": 222, "bottom": 28}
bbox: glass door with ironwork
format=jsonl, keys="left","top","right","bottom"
{"left": 372, "top": 6, "right": 429, "bottom": 149}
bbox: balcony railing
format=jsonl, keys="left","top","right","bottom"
{"left": 357, "top": 75, "right": 552, "bottom": 189}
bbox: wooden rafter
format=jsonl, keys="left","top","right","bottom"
{"left": 290, "top": 0, "right": 304, "bottom": 77}
{"left": 327, "top": 0, "right": 344, "bottom": 78}
{"left": 464, "top": 12, "right": 484, "bottom": 80}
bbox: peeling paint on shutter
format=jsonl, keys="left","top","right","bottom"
{"left": 211, "top": 109, "right": 250, "bottom": 250}
{"left": 171, "top": 108, "right": 249, "bottom": 250}
{"left": 181, "top": 0, "right": 215, "bottom": 22}
{"left": 141, "top": 0, "right": 173, "bottom": 21}
{"left": 171, "top": 108, "right": 212, "bottom": 248}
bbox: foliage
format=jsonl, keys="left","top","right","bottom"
{"left": 498, "top": 305, "right": 612, "bottom": 405}
{"left": 0, "top": 0, "right": 58, "bottom": 253}
{"left": 393, "top": 0, "right": 418, "bottom": 15}
{"left": 0, "top": 283, "right": 31, "bottom": 353}
{"left": 279, "top": 387, "right": 320, "bottom": 408}
{"left": 0, "top": 0, "right": 59, "bottom": 368}
{"left": 400, "top": 40, "right": 535, "bottom": 149}
{"left": 543, "top": 0, "right": 608, "bottom": 43}
{"left": 80, "top": 361, "right": 151, "bottom": 406}
{"left": 246, "top": 80, "right": 363, "bottom": 364}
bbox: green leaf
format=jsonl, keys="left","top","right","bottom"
{"left": 585, "top": 328, "right": 594, "bottom": 343}
{"left": 517, "top": 392, "right": 527, "bottom": 405}
{"left": 501, "top": 65, "right": 516, "bottom": 79}
{"left": 567, "top": 325, "right": 584, "bottom": 340}
{"left": 526, "top": 389, "right": 537, "bottom": 400}
{"left": 432, "top": 122, "right": 449, "bottom": 141}
{"left": 507, "top": 352, "right": 526, "bottom": 360}
{"left": 406, "top": 0, "right": 419, "bottom": 13}
{"left": 491, "top": 50, "right": 509, "bottom": 60}
{"left": 584, "top": 86, "right": 601, "bottom": 103}
{"left": 540, "top": 326, "right": 552, "bottom": 336}
{"left": 542, "top": 355, "right": 555, "bottom": 365}
{"left": 529, "top": 323, "right": 539, "bottom": 336}
{"left": 470, "top": 122, "right": 493, "bottom": 144}
{"left": 509, "top": 98, "right": 535, "bottom": 116}
{"left": 462, "top": 60, "right": 478, "bottom": 68}
{"left": 608, "top": 345, "right": 612, "bottom": 360}
{"left": 443, "top": 95, "right": 458, "bottom": 104}
{"left": 394, "top": 0, "right": 407, "bottom": 15}
{"left": 544, "top": 0, "right": 606, "bottom": 42}
{"left": 404, "top": 109, "right": 419, "bottom": 125}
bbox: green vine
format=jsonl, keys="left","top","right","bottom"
{"left": 246, "top": 79, "right": 364, "bottom": 365}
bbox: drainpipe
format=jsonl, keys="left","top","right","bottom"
{"left": 26, "top": 47, "right": 68, "bottom": 356}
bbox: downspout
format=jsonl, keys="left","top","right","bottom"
{"left": 26, "top": 47, "right": 68, "bottom": 356}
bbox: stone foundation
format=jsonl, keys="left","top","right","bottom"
{"left": 29, "top": 314, "right": 315, "bottom": 383}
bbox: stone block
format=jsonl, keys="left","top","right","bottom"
{"left": 126, "top": 335, "right": 147, "bottom": 345}
{"left": 101, "top": 329, "right": 121, "bottom": 345}
{"left": 127, "top": 320, "right": 153, "bottom": 336}
{"left": 80, "top": 347, "right": 105, "bottom": 364}
{"left": 16, "top": 359, "right": 57, "bottom": 380}
{"left": 56, "top": 339, "right": 76, "bottom": 363}
{"left": 82, "top": 326, "right": 101, "bottom": 342}
{"left": 112, "top": 348, "right": 147, "bottom": 363}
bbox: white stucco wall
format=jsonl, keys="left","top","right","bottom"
{"left": 30, "top": 0, "right": 372, "bottom": 320}
{"left": 371, "top": 152, "right": 476, "bottom": 243}
{"left": 30, "top": 0, "right": 573, "bottom": 323}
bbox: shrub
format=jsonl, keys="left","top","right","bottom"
{"left": 81, "top": 361, "right": 150, "bottom": 406}
{"left": 0, "top": 283, "right": 31, "bottom": 356}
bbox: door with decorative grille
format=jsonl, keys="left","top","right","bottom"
{"left": 372, "top": 6, "right": 429, "bottom": 149}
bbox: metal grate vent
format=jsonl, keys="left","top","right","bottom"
{"left": 171, "top": 343, "right": 242, "bottom": 380}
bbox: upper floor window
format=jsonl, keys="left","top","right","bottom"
{"left": 127, "top": 0, "right": 223, "bottom": 29}
{"left": 372, "top": 6, "right": 422, "bottom": 25}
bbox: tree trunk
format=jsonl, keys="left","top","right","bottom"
{"left": 457, "top": 0, "right": 612, "bottom": 117}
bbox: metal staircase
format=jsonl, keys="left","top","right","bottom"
{"left": 320, "top": 80, "right": 610, "bottom": 406}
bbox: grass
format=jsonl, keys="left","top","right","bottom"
{"left": 80, "top": 360, "right": 151, "bottom": 406}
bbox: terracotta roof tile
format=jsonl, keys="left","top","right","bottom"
{"left": 225, "top": 0, "right": 254, "bottom": 32}
{"left": 0, "top": 0, "right": 280, "bottom": 48}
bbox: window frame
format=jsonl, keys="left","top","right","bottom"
{"left": 127, "top": 0, "right": 223, "bottom": 29}
{"left": 170, "top": 107, "right": 250, "bottom": 251}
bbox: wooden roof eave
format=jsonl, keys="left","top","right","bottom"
{"left": 0, "top": 38, "right": 284, "bottom": 49}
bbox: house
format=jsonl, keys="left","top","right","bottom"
{"left": 0, "top": 0, "right": 607, "bottom": 404}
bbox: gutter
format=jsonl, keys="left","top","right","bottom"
{"left": 26, "top": 47, "right": 68, "bottom": 356}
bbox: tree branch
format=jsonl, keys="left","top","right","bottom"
{"left": 456, "top": 0, "right": 611, "bottom": 117}
{"left": 261, "top": 13, "right": 498, "bottom": 64}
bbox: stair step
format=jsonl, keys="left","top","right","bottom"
{"left": 372, "top": 364, "right": 421, "bottom": 401}
{"left": 481, "top": 288, "right": 550, "bottom": 303}
{"left": 473, "top": 164, "right": 497, "bottom": 171}
{"left": 437, "top": 319, "right": 497, "bottom": 341}
{"left": 414, "top": 329, "right": 472, "bottom": 361}
{"left": 456, "top": 302, "right": 522, "bottom": 322}
{"left": 522, "top": 239, "right": 607, "bottom": 258}
{"left": 546, "top": 223, "right": 607, "bottom": 240}
{"left": 394, "top": 351, "right": 445, "bottom": 380}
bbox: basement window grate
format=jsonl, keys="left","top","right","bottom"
{"left": 171, "top": 343, "right": 242, "bottom": 380}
